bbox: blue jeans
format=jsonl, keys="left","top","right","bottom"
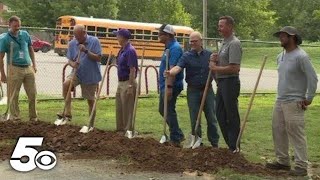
{"left": 216, "top": 77, "right": 241, "bottom": 151}
{"left": 159, "top": 88, "right": 184, "bottom": 143}
{"left": 187, "top": 87, "right": 219, "bottom": 146}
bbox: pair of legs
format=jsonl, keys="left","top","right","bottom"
{"left": 116, "top": 80, "right": 137, "bottom": 132}
{"left": 9, "top": 66, "right": 37, "bottom": 120}
{"left": 158, "top": 88, "right": 184, "bottom": 143}
{"left": 187, "top": 87, "right": 219, "bottom": 147}
{"left": 62, "top": 75, "right": 97, "bottom": 126}
{"left": 216, "top": 77, "right": 241, "bottom": 151}
{"left": 272, "top": 101, "right": 308, "bottom": 170}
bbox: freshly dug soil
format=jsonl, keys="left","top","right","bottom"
{"left": 0, "top": 121, "right": 287, "bottom": 177}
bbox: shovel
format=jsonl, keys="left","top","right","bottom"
{"left": 80, "top": 53, "right": 112, "bottom": 133}
{"left": 159, "top": 49, "right": 170, "bottom": 143}
{"left": 125, "top": 47, "right": 145, "bottom": 139}
{"left": 1, "top": 42, "right": 14, "bottom": 121}
{"left": 235, "top": 56, "right": 267, "bottom": 153}
{"left": 54, "top": 50, "right": 81, "bottom": 126}
{"left": 185, "top": 41, "right": 219, "bottom": 149}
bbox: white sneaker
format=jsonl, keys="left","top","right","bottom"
{"left": 192, "top": 137, "right": 202, "bottom": 149}
{"left": 125, "top": 130, "right": 133, "bottom": 139}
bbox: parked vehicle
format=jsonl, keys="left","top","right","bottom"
{"left": 31, "top": 35, "right": 52, "bottom": 53}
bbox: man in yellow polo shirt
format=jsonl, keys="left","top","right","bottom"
{"left": 0, "top": 15, "right": 37, "bottom": 121}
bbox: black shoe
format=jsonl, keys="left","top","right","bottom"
{"left": 266, "top": 161, "right": 290, "bottom": 171}
{"left": 289, "top": 166, "right": 307, "bottom": 176}
{"left": 56, "top": 113, "right": 72, "bottom": 120}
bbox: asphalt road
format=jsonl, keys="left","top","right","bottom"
{"left": 1, "top": 50, "right": 320, "bottom": 99}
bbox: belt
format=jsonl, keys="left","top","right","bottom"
{"left": 118, "top": 77, "right": 129, "bottom": 82}
{"left": 188, "top": 85, "right": 210, "bottom": 90}
{"left": 13, "top": 64, "right": 30, "bottom": 68}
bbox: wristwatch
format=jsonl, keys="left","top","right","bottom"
{"left": 167, "top": 85, "right": 173, "bottom": 88}
{"left": 84, "top": 49, "right": 89, "bottom": 54}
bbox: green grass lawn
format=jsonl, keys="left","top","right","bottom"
{"left": 242, "top": 47, "right": 320, "bottom": 73}
{"left": 1, "top": 95, "right": 319, "bottom": 179}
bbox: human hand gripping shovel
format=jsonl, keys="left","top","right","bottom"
{"left": 54, "top": 50, "right": 81, "bottom": 126}
{"left": 80, "top": 53, "right": 112, "bottom": 133}
{"left": 1, "top": 41, "right": 15, "bottom": 121}
{"left": 125, "top": 47, "right": 145, "bottom": 139}
{"left": 185, "top": 41, "right": 219, "bottom": 149}
{"left": 159, "top": 49, "right": 170, "bottom": 143}
{"left": 234, "top": 55, "right": 267, "bottom": 153}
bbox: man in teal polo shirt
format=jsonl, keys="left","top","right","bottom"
{"left": 0, "top": 15, "right": 37, "bottom": 121}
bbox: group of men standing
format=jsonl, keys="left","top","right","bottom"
{"left": 0, "top": 15, "right": 317, "bottom": 177}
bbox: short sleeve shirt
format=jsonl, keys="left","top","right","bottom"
{"left": 67, "top": 35, "right": 102, "bottom": 84}
{"left": 217, "top": 35, "right": 242, "bottom": 79}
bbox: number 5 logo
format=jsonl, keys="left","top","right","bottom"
{"left": 10, "top": 137, "right": 57, "bottom": 172}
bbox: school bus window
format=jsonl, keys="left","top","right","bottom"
{"left": 97, "top": 27, "right": 107, "bottom": 37}
{"left": 177, "top": 33, "right": 184, "bottom": 43}
{"left": 128, "top": 29, "right": 135, "bottom": 38}
{"left": 136, "top": 29, "right": 143, "bottom": 39}
{"left": 56, "top": 18, "right": 61, "bottom": 26}
{"left": 70, "top": 27, "right": 74, "bottom": 35}
{"left": 152, "top": 32, "right": 158, "bottom": 40}
{"left": 61, "top": 27, "right": 69, "bottom": 35}
{"left": 87, "top": 26, "right": 96, "bottom": 36}
{"left": 108, "top": 28, "right": 117, "bottom": 37}
{"left": 144, "top": 30, "right": 151, "bottom": 40}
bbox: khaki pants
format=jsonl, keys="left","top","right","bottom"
{"left": 116, "top": 80, "right": 136, "bottom": 131}
{"left": 272, "top": 101, "right": 308, "bottom": 169}
{"left": 9, "top": 66, "right": 37, "bottom": 119}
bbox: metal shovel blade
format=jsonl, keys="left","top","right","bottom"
{"left": 125, "top": 130, "right": 134, "bottom": 139}
{"left": 54, "top": 118, "right": 65, "bottom": 126}
{"left": 192, "top": 137, "right": 202, "bottom": 149}
{"left": 159, "top": 134, "right": 168, "bottom": 144}
{"left": 184, "top": 134, "right": 196, "bottom": 148}
{"left": 79, "top": 126, "right": 94, "bottom": 133}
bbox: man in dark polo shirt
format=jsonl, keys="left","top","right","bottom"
{"left": 210, "top": 16, "right": 242, "bottom": 153}
{"left": 114, "top": 29, "right": 138, "bottom": 138}
{"left": 0, "top": 16, "right": 37, "bottom": 121}
{"left": 166, "top": 31, "right": 219, "bottom": 149}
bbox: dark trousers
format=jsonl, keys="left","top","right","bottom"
{"left": 216, "top": 77, "right": 240, "bottom": 151}
{"left": 159, "top": 88, "right": 184, "bottom": 143}
{"left": 187, "top": 87, "right": 219, "bottom": 146}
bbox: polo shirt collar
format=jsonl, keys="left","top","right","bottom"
{"left": 223, "top": 33, "right": 235, "bottom": 43}
{"left": 8, "top": 30, "right": 22, "bottom": 37}
{"left": 165, "top": 39, "right": 176, "bottom": 49}
{"left": 190, "top": 48, "right": 204, "bottom": 56}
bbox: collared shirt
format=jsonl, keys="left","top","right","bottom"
{"left": 116, "top": 42, "right": 138, "bottom": 80}
{"left": 67, "top": 35, "right": 102, "bottom": 84}
{"left": 159, "top": 39, "right": 184, "bottom": 91}
{"left": 177, "top": 49, "right": 213, "bottom": 88}
{"left": 217, "top": 34, "right": 242, "bottom": 79}
{"left": 0, "top": 30, "right": 32, "bottom": 66}
{"left": 277, "top": 47, "right": 318, "bottom": 102}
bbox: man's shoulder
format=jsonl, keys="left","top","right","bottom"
{"left": 87, "top": 35, "right": 99, "bottom": 43}
{"left": 230, "top": 36, "right": 241, "bottom": 45}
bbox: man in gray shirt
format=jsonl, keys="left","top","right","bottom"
{"left": 210, "top": 16, "right": 241, "bottom": 153}
{"left": 266, "top": 26, "right": 318, "bottom": 177}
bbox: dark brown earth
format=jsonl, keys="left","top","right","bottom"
{"left": 0, "top": 121, "right": 288, "bottom": 177}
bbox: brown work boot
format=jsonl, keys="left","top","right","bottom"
{"left": 266, "top": 161, "right": 291, "bottom": 171}
{"left": 289, "top": 166, "right": 307, "bottom": 176}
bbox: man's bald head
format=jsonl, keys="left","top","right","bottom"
{"left": 73, "top": 24, "right": 87, "bottom": 43}
{"left": 189, "top": 31, "right": 203, "bottom": 51}
{"left": 189, "top": 31, "right": 202, "bottom": 40}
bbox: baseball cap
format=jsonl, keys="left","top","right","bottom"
{"left": 113, "top": 28, "right": 131, "bottom": 39}
{"left": 157, "top": 24, "right": 175, "bottom": 35}
{"left": 273, "top": 26, "right": 302, "bottom": 45}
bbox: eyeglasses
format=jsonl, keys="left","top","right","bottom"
{"left": 189, "top": 39, "right": 201, "bottom": 43}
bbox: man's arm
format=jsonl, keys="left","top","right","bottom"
{"left": 28, "top": 46, "right": 37, "bottom": 72}
{"left": 0, "top": 52, "right": 6, "bottom": 82}
{"left": 209, "top": 63, "right": 240, "bottom": 74}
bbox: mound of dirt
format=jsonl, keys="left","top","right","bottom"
{"left": 0, "top": 121, "right": 287, "bottom": 177}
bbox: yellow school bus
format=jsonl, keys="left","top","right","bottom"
{"left": 54, "top": 15, "right": 194, "bottom": 62}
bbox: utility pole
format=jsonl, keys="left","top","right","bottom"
{"left": 203, "top": 0, "right": 207, "bottom": 48}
